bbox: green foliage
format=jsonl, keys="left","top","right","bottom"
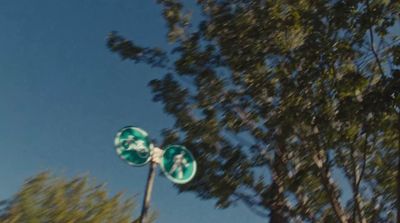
{"left": 0, "top": 172, "right": 137, "bottom": 223}
{"left": 108, "top": 0, "right": 400, "bottom": 222}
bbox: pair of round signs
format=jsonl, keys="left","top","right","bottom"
{"left": 114, "top": 126, "right": 196, "bottom": 184}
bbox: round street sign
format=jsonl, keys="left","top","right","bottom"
{"left": 160, "top": 145, "right": 197, "bottom": 184}
{"left": 114, "top": 126, "right": 153, "bottom": 166}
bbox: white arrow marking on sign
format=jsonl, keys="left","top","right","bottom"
{"left": 169, "top": 151, "right": 189, "bottom": 179}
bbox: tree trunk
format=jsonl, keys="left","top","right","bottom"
{"left": 270, "top": 208, "right": 287, "bottom": 223}
{"left": 396, "top": 112, "right": 400, "bottom": 222}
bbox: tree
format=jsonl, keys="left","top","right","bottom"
{"left": 0, "top": 172, "right": 153, "bottom": 223}
{"left": 107, "top": 0, "right": 400, "bottom": 222}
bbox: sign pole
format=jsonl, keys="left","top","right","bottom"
{"left": 114, "top": 127, "right": 197, "bottom": 223}
{"left": 138, "top": 161, "right": 157, "bottom": 223}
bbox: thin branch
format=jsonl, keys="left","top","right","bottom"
{"left": 349, "top": 143, "right": 359, "bottom": 222}
{"left": 232, "top": 192, "right": 269, "bottom": 218}
{"left": 356, "top": 132, "right": 369, "bottom": 223}
{"left": 349, "top": 138, "right": 367, "bottom": 223}
{"left": 366, "top": 0, "right": 385, "bottom": 77}
{"left": 396, "top": 111, "right": 400, "bottom": 222}
{"left": 357, "top": 131, "right": 369, "bottom": 190}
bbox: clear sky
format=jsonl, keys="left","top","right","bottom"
{"left": 0, "top": 1, "right": 264, "bottom": 222}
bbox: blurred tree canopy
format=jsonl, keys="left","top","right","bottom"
{"left": 0, "top": 172, "right": 152, "bottom": 223}
{"left": 108, "top": 0, "right": 400, "bottom": 222}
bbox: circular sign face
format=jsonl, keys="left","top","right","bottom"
{"left": 114, "top": 126, "right": 152, "bottom": 166}
{"left": 161, "top": 145, "right": 197, "bottom": 184}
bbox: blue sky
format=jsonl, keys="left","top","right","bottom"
{"left": 0, "top": 1, "right": 264, "bottom": 222}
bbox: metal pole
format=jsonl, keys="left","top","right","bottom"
{"left": 138, "top": 161, "right": 157, "bottom": 223}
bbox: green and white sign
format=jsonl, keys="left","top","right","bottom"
{"left": 114, "top": 126, "right": 153, "bottom": 166}
{"left": 161, "top": 145, "right": 197, "bottom": 184}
